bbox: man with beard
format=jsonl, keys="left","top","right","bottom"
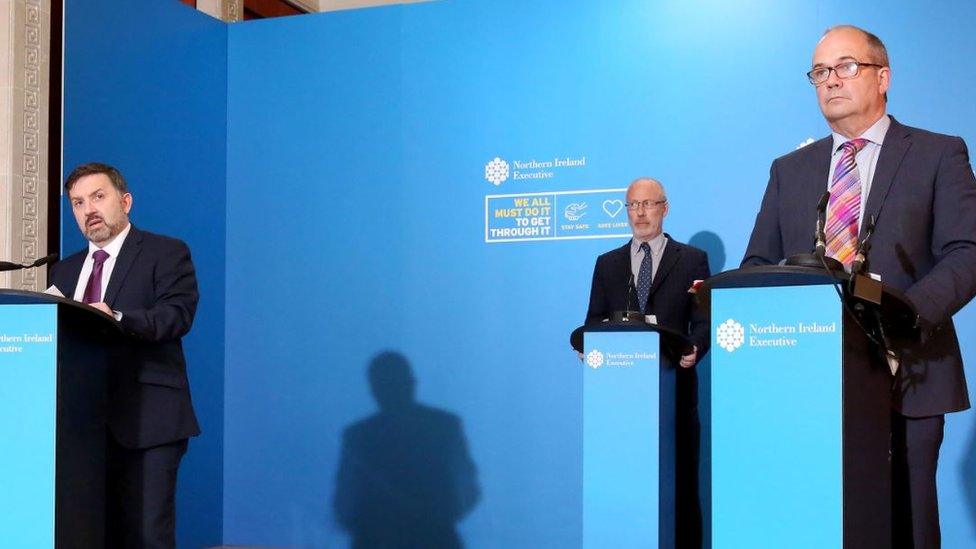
{"left": 49, "top": 162, "right": 200, "bottom": 548}
{"left": 586, "top": 177, "right": 710, "bottom": 548}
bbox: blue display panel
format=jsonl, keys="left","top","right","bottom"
{"left": 583, "top": 330, "right": 660, "bottom": 547}
{"left": 711, "top": 285, "right": 843, "bottom": 548}
{"left": 485, "top": 188, "right": 630, "bottom": 242}
{"left": 0, "top": 304, "right": 58, "bottom": 548}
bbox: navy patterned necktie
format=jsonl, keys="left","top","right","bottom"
{"left": 636, "top": 242, "right": 653, "bottom": 314}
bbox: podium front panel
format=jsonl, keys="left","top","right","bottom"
{"left": 0, "top": 303, "right": 58, "bottom": 548}
{"left": 583, "top": 330, "right": 660, "bottom": 548}
{"left": 711, "top": 284, "right": 843, "bottom": 548}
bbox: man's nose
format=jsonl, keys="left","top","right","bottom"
{"left": 825, "top": 69, "right": 843, "bottom": 88}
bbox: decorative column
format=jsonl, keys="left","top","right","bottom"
{"left": 196, "top": 0, "right": 241, "bottom": 22}
{"left": 222, "top": 0, "right": 242, "bottom": 22}
{"left": 0, "top": 0, "right": 51, "bottom": 290}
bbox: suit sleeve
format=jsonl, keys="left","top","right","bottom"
{"left": 47, "top": 262, "right": 63, "bottom": 292}
{"left": 118, "top": 240, "right": 199, "bottom": 342}
{"left": 904, "top": 136, "right": 976, "bottom": 332}
{"left": 689, "top": 251, "right": 712, "bottom": 354}
{"left": 742, "top": 160, "right": 785, "bottom": 266}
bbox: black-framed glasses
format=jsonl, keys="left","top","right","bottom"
{"left": 806, "top": 60, "right": 884, "bottom": 85}
{"left": 625, "top": 199, "right": 667, "bottom": 211}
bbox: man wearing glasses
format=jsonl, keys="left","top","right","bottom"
{"left": 743, "top": 25, "right": 976, "bottom": 547}
{"left": 585, "top": 177, "right": 710, "bottom": 548}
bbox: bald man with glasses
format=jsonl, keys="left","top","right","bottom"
{"left": 743, "top": 25, "right": 976, "bottom": 548}
{"left": 585, "top": 177, "right": 711, "bottom": 548}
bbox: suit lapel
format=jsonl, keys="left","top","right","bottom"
{"left": 55, "top": 253, "right": 87, "bottom": 298}
{"left": 862, "top": 117, "right": 911, "bottom": 232}
{"left": 801, "top": 137, "right": 834, "bottom": 232}
{"left": 648, "top": 237, "right": 681, "bottom": 297}
{"left": 104, "top": 226, "right": 143, "bottom": 307}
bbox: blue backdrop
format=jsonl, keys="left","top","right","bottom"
{"left": 63, "top": 0, "right": 976, "bottom": 547}
{"left": 63, "top": 1, "right": 227, "bottom": 547}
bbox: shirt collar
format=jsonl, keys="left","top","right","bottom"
{"left": 630, "top": 232, "right": 667, "bottom": 256}
{"left": 831, "top": 114, "right": 891, "bottom": 154}
{"left": 87, "top": 222, "right": 132, "bottom": 260}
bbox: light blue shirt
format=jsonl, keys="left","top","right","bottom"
{"left": 630, "top": 232, "right": 667, "bottom": 283}
{"left": 827, "top": 114, "right": 891, "bottom": 226}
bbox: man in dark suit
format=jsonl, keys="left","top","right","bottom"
{"left": 743, "top": 25, "right": 976, "bottom": 548}
{"left": 586, "top": 177, "right": 710, "bottom": 548}
{"left": 48, "top": 162, "right": 200, "bottom": 548}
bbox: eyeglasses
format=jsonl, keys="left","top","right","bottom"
{"left": 625, "top": 199, "right": 667, "bottom": 211}
{"left": 806, "top": 60, "right": 884, "bottom": 85}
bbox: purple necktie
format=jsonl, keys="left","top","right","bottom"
{"left": 82, "top": 249, "right": 110, "bottom": 304}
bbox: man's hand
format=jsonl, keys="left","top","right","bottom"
{"left": 89, "top": 302, "right": 113, "bottom": 316}
{"left": 679, "top": 345, "right": 698, "bottom": 368}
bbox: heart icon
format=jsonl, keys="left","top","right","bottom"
{"left": 603, "top": 199, "right": 623, "bottom": 218}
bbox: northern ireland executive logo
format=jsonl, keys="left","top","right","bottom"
{"left": 716, "top": 319, "right": 745, "bottom": 352}
{"left": 485, "top": 157, "right": 510, "bottom": 186}
{"left": 586, "top": 349, "right": 605, "bottom": 369}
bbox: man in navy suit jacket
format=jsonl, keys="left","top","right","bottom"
{"left": 743, "top": 26, "right": 976, "bottom": 548}
{"left": 49, "top": 162, "right": 200, "bottom": 549}
{"left": 586, "top": 177, "right": 710, "bottom": 548}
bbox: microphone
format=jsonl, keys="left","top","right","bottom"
{"left": 786, "top": 191, "right": 841, "bottom": 271}
{"left": 610, "top": 273, "right": 644, "bottom": 323}
{"left": 814, "top": 191, "right": 830, "bottom": 257}
{"left": 851, "top": 215, "right": 877, "bottom": 275}
{"left": 626, "top": 273, "right": 636, "bottom": 312}
{"left": 0, "top": 253, "right": 58, "bottom": 272}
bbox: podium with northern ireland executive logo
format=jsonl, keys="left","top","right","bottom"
{"left": 0, "top": 289, "right": 121, "bottom": 548}
{"left": 571, "top": 320, "right": 694, "bottom": 549}
{"left": 700, "top": 265, "right": 917, "bottom": 549}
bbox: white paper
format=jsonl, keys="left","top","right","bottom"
{"left": 43, "top": 285, "right": 64, "bottom": 298}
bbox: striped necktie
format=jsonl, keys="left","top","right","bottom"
{"left": 825, "top": 138, "right": 868, "bottom": 267}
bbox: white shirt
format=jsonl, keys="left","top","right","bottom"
{"left": 72, "top": 223, "right": 132, "bottom": 303}
{"left": 827, "top": 114, "right": 891, "bottom": 226}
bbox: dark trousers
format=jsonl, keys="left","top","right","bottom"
{"left": 892, "top": 413, "right": 945, "bottom": 549}
{"left": 675, "top": 368, "right": 701, "bottom": 549}
{"left": 106, "top": 436, "right": 188, "bottom": 549}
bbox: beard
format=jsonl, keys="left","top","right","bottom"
{"left": 84, "top": 217, "right": 119, "bottom": 244}
{"left": 631, "top": 223, "right": 660, "bottom": 241}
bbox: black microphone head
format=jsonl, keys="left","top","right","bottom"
{"left": 817, "top": 191, "right": 831, "bottom": 212}
{"left": 31, "top": 253, "right": 59, "bottom": 267}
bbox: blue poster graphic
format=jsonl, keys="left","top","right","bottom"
{"left": 0, "top": 304, "right": 58, "bottom": 548}
{"left": 485, "top": 188, "right": 630, "bottom": 243}
{"left": 711, "top": 285, "right": 843, "bottom": 549}
{"left": 582, "top": 330, "right": 660, "bottom": 548}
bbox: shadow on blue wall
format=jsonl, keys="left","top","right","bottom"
{"left": 689, "top": 231, "right": 728, "bottom": 274}
{"left": 333, "top": 351, "right": 481, "bottom": 548}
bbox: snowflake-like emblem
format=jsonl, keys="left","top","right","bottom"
{"left": 586, "top": 349, "right": 604, "bottom": 369}
{"left": 484, "top": 157, "right": 510, "bottom": 186}
{"left": 716, "top": 318, "right": 745, "bottom": 352}
{"left": 796, "top": 137, "right": 815, "bottom": 150}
